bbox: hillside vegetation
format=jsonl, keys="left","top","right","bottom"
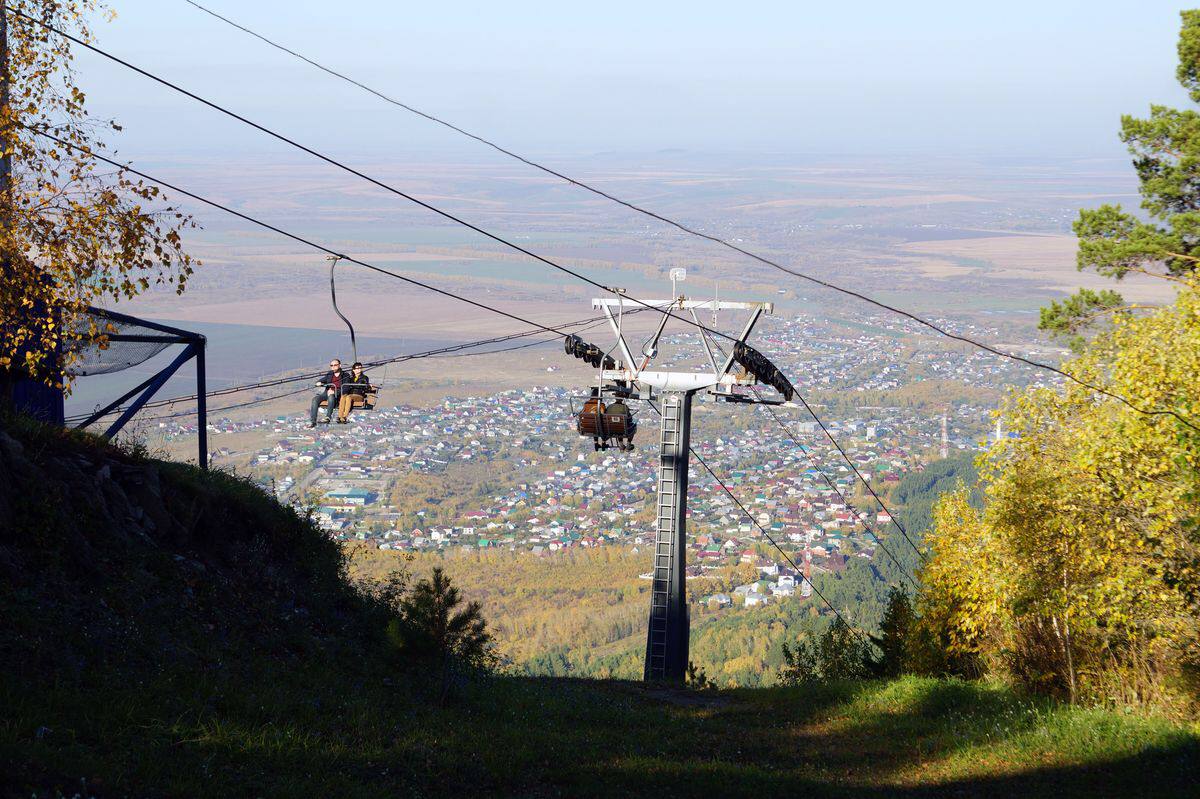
{"left": 347, "top": 453, "right": 978, "bottom": 686}
{"left": 2, "top": 416, "right": 1198, "bottom": 797}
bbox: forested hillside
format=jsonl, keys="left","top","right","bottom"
{"left": 350, "top": 452, "right": 978, "bottom": 685}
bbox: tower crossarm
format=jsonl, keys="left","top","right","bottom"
{"left": 590, "top": 298, "right": 773, "bottom": 313}
{"left": 599, "top": 369, "right": 757, "bottom": 393}
{"left": 592, "top": 296, "right": 774, "bottom": 391}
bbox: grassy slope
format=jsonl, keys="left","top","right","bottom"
{"left": 2, "top": 418, "right": 1198, "bottom": 798}
{"left": 6, "top": 671, "right": 1198, "bottom": 798}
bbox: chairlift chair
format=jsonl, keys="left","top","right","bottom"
{"left": 312, "top": 256, "right": 382, "bottom": 422}
{"left": 313, "top": 380, "right": 379, "bottom": 416}
{"left": 572, "top": 388, "right": 638, "bottom": 451}
{"left": 564, "top": 295, "right": 639, "bottom": 451}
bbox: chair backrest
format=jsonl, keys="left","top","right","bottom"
{"left": 578, "top": 408, "right": 632, "bottom": 437}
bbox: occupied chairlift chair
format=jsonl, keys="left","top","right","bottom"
{"left": 567, "top": 293, "right": 639, "bottom": 451}
{"left": 576, "top": 389, "right": 637, "bottom": 451}
{"left": 314, "top": 256, "right": 380, "bottom": 422}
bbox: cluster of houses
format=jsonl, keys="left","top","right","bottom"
{"left": 703, "top": 574, "right": 813, "bottom": 610}
{"left": 153, "top": 310, "right": 1048, "bottom": 610}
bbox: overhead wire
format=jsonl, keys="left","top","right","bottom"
{"left": 29, "top": 11, "right": 937, "bottom": 617}
{"left": 709, "top": 324, "right": 923, "bottom": 573}
{"left": 40, "top": 97, "right": 918, "bottom": 593}
{"left": 176, "top": 0, "right": 1200, "bottom": 434}
{"left": 21, "top": 5, "right": 903, "bottom": 642}
{"left": 748, "top": 383, "right": 926, "bottom": 559}
{"left": 117, "top": 331, "right": 578, "bottom": 424}
{"left": 753, "top": 389, "right": 926, "bottom": 571}
{"left": 24, "top": 7, "right": 1148, "bottom": 624}
{"left": 34, "top": 5, "right": 1189, "bottom": 551}
{"left": 704, "top": 321, "right": 919, "bottom": 583}
{"left": 767, "top": 393, "right": 927, "bottom": 565}
{"left": 47, "top": 1, "right": 1193, "bottom": 563}
{"left": 137, "top": 384, "right": 315, "bottom": 423}
{"left": 18, "top": 77, "right": 888, "bottom": 636}
{"left": 692, "top": 451, "right": 877, "bottom": 645}
{"left": 27, "top": 124, "right": 605, "bottom": 411}
{"left": 745, "top": 397, "right": 922, "bottom": 583}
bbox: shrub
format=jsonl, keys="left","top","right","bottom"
{"left": 780, "top": 617, "right": 873, "bottom": 684}
{"left": 386, "top": 567, "right": 496, "bottom": 701}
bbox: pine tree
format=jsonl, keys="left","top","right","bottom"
{"left": 389, "top": 567, "right": 495, "bottom": 701}
{"left": 872, "top": 586, "right": 913, "bottom": 678}
{"left": 1041, "top": 10, "right": 1200, "bottom": 345}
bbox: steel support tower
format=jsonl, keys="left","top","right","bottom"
{"left": 645, "top": 390, "right": 694, "bottom": 682}
{"left": 576, "top": 273, "right": 789, "bottom": 685}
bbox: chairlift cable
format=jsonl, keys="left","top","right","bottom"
{"left": 25, "top": 9, "right": 915, "bottom": 640}
{"left": 26, "top": 9, "right": 1154, "bottom": 620}
{"left": 36, "top": 6, "right": 1193, "bottom": 530}
{"left": 765, "top": 390, "right": 928, "bottom": 565}
{"left": 103, "top": 328, "right": 584, "bottom": 424}
{"left": 64, "top": 314, "right": 618, "bottom": 425}
{"left": 751, "top": 388, "right": 926, "bottom": 575}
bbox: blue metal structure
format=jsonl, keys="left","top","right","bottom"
{"left": 71, "top": 308, "right": 208, "bottom": 469}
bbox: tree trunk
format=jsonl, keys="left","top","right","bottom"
{"left": 1062, "top": 566, "right": 1076, "bottom": 703}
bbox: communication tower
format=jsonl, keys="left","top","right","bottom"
{"left": 940, "top": 408, "right": 949, "bottom": 459}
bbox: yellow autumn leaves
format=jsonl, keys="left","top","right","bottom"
{"left": 917, "top": 285, "right": 1200, "bottom": 708}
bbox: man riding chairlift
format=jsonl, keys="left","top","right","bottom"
{"left": 308, "top": 359, "right": 375, "bottom": 427}
{"left": 309, "top": 357, "right": 347, "bottom": 427}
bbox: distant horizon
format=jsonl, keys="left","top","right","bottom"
{"left": 116, "top": 143, "right": 1144, "bottom": 168}
{"left": 78, "top": 1, "right": 1194, "bottom": 166}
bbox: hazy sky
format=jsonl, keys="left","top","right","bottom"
{"left": 75, "top": 0, "right": 1196, "bottom": 160}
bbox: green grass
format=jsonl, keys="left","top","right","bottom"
{"left": 4, "top": 670, "right": 1197, "bottom": 798}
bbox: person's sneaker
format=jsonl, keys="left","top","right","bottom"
{"left": 307, "top": 422, "right": 316, "bottom": 428}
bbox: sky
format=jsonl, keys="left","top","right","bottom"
{"left": 72, "top": 0, "right": 1198, "bottom": 161}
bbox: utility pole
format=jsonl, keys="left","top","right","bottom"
{"left": 940, "top": 408, "right": 949, "bottom": 459}
{"left": 569, "top": 273, "right": 790, "bottom": 684}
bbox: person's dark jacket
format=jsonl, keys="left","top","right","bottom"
{"left": 317, "top": 369, "right": 350, "bottom": 393}
{"left": 342, "top": 370, "right": 372, "bottom": 397}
